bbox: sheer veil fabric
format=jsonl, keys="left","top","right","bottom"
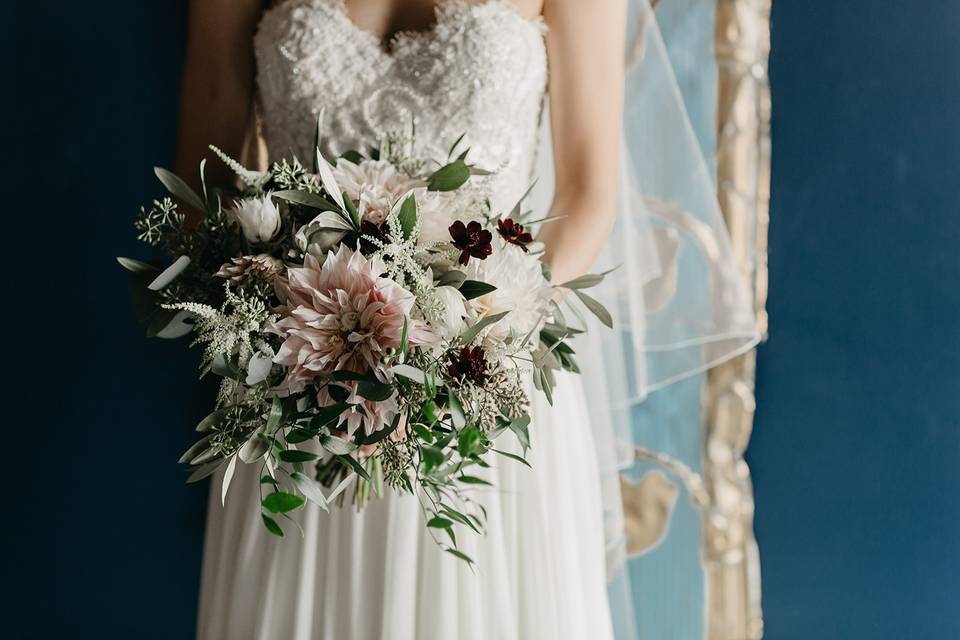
{"left": 196, "top": 1, "right": 757, "bottom": 638}
{"left": 530, "top": 1, "right": 759, "bottom": 636}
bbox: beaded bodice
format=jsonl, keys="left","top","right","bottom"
{"left": 254, "top": 0, "right": 548, "bottom": 211}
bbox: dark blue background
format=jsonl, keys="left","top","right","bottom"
{"left": 7, "top": 1, "right": 959, "bottom": 638}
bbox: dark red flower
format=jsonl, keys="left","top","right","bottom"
{"left": 447, "top": 346, "right": 489, "bottom": 385}
{"left": 448, "top": 220, "right": 493, "bottom": 266}
{"left": 496, "top": 218, "right": 533, "bottom": 251}
{"left": 358, "top": 219, "right": 390, "bottom": 254}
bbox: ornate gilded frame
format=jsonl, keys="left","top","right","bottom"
{"left": 704, "top": 0, "right": 770, "bottom": 637}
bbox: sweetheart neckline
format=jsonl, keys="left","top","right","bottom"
{"left": 259, "top": 0, "right": 544, "bottom": 58}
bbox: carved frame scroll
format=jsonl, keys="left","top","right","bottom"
{"left": 704, "top": 0, "right": 771, "bottom": 638}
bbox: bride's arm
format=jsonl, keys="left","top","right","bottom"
{"left": 174, "top": 0, "right": 263, "bottom": 224}
{"left": 538, "top": 0, "right": 626, "bottom": 285}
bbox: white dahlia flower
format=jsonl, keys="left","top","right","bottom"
{"left": 464, "top": 239, "right": 553, "bottom": 345}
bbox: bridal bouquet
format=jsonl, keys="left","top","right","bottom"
{"left": 119, "top": 123, "right": 611, "bottom": 563}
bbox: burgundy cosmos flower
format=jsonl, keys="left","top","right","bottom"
{"left": 496, "top": 218, "right": 533, "bottom": 251}
{"left": 447, "top": 346, "right": 489, "bottom": 385}
{"left": 448, "top": 220, "right": 493, "bottom": 266}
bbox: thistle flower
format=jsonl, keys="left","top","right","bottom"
{"left": 268, "top": 245, "right": 435, "bottom": 396}
{"left": 215, "top": 254, "right": 283, "bottom": 288}
{"left": 448, "top": 220, "right": 493, "bottom": 266}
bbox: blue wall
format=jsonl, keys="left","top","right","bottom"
{"left": 5, "top": 1, "right": 959, "bottom": 639}
{"left": 752, "top": 1, "right": 960, "bottom": 638}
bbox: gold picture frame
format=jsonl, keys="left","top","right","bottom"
{"left": 705, "top": 0, "right": 770, "bottom": 637}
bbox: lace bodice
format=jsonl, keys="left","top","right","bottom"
{"left": 254, "top": 0, "right": 548, "bottom": 211}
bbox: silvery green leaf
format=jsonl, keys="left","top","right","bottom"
{"left": 573, "top": 290, "right": 614, "bottom": 328}
{"left": 448, "top": 392, "right": 466, "bottom": 429}
{"left": 245, "top": 351, "right": 274, "bottom": 386}
{"left": 154, "top": 167, "right": 205, "bottom": 211}
{"left": 326, "top": 472, "right": 357, "bottom": 502}
{"left": 196, "top": 410, "right": 222, "bottom": 433}
{"left": 460, "top": 311, "right": 510, "bottom": 345}
{"left": 509, "top": 180, "right": 537, "bottom": 219}
{"left": 272, "top": 190, "right": 340, "bottom": 211}
{"left": 437, "top": 269, "right": 467, "bottom": 288}
{"left": 558, "top": 273, "right": 606, "bottom": 290}
{"left": 291, "top": 471, "right": 330, "bottom": 512}
{"left": 314, "top": 147, "right": 346, "bottom": 211}
{"left": 390, "top": 364, "right": 428, "bottom": 384}
{"left": 148, "top": 255, "right": 191, "bottom": 291}
{"left": 145, "top": 308, "right": 178, "bottom": 339}
{"left": 319, "top": 433, "right": 358, "bottom": 455}
{"left": 427, "top": 160, "right": 470, "bottom": 191}
{"left": 508, "top": 415, "right": 531, "bottom": 452}
{"left": 220, "top": 455, "right": 237, "bottom": 506}
{"left": 186, "top": 459, "right": 226, "bottom": 483}
{"left": 210, "top": 353, "right": 233, "bottom": 378}
{"left": 239, "top": 429, "right": 269, "bottom": 463}
{"left": 116, "top": 257, "right": 158, "bottom": 274}
{"left": 156, "top": 310, "right": 194, "bottom": 339}
{"left": 265, "top": 396, "right": 284, "bottom": 433}
{"left": 179, "top": 434, "right": 214, "bottom": 464}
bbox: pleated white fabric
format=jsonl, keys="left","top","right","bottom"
{"left": 197, "top": 372, "right": 614, "bottom": 639}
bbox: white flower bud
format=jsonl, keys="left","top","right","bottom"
{"left": 231, "top": 194, "right": 281, "bottom": 243}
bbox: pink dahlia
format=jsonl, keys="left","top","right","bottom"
{"left": 268, "top": 245, "right": 433, "bottom": 395}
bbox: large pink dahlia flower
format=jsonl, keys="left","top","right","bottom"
{"left": 268, "top": 245, "right": 433, "bottom": 395}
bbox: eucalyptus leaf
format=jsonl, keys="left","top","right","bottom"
{"left": 265, "top": 396, "right": 284, "bottom": 433}
{"left": 147, "top": 255, "right": 191, "bottom": 291}
{"left": 314, "top": 147, "right": 346, "bottom": 211}
{"left": 239, "top": 430, "right": 269, "bottom": 463}
{"left": 573, "top": 290, "right": 614, "bottom": 328}
{"left": 458, "top": 280, "right": 496, "bottom": 300}
{"left": 436, "top": 269, "right": 467, "bottom": 288}
{"left": 186, "top": 459, "right": 225, "bottom": 483}
{"left": 220, "top": 456, "right": 237, "bottom": 506}
{"left": 154, "top": 166, "right": 205, "bottom": 211}
{"left": 356, "top": 380, "right": 394, "bottom": 402}
{"left": 319, "top": 433, "right": 358, "bottom": 455}
{"left": 460, "top": 310, "right": 510, "bottom": 345}
{"left": 278, "top": 450, "right": 318, "bottom": 463}
{"left": 291, "top": 471, "right": 330, "bottom": 512}
{"left": 427, "top": 160, "right": 470, "bottom": 191}
{"left": 261, "top": 514, "right": 284, "bottom": 537}
{"left": 272, "top": 190, "right": 340, "bottom": 212}
{"left": 445, "top": 548, "right": 474, "bottom": 565}
{"left": 116, "top": 256, "right": 159, "bottom": 274}
{"left": 397, "top": 194, "right": 418, "bottom": 240}
{"left": 335, "top": 454, "right": 371, "bottom": 481}
{"left": 492, "top": 448, "right": 532, "bottom": 468}
{"left": 155, "top": 310, "right": 194, "bottom": 339}
{"left": 458, "top": 475, "right": 493, "bottom": 486}
{"left": 245, "top": 351, "right": 274, "bottom": 386}
{"left": 179, "top": 434, "right": 214, "bottom": 465}
{"left": 427, "top": 516, "right": 453, "bottom": 529}
{"left": 448, "top": 392, "right": 466, "bottom": 429}
{"left": 261, "top": 491, "right": 304, "bottom": 514}
{"left": 145, "top": 308, "right": 179, "bottom": 338}
{"left": 390, "top": 364, "right": 428, "bottom": 385}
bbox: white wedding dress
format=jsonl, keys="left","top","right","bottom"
{"left": 196, "top": 2, "right": 615, "bottom": 638}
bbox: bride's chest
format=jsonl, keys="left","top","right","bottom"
{"left": 254, "top": 0, "right": 548, "bottom": 162}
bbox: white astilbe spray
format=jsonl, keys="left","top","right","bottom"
{"left": 164, "top": 284, "right": 276, "bottom": 372}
